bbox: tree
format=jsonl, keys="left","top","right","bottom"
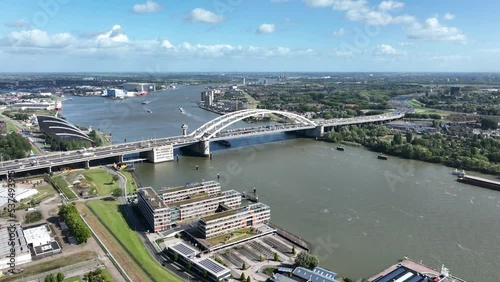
{"left": 240, "top": 273, "right": 246, "bottom": 281}
{"left": 393, "top": 133, "right": 403, "bottom": 145}
{"left": 259, "top": 255, "right": 264, "bottom": 262}
{"left": 480, "top": 117, "right": 498, "bottom": 130}
{"left": 274, "top": 252, "right": 280, "bottom": 262}
{"left": 173, "top": 252, "right": 178, "bottom": 262}
{"left": 295, "top": 251, "right": 319, "bottom": 269}
{"left": 203, "top": 270, "right": 207, "bottom": 278}
{"left": 56, "top": 273, "right": 65, "bottom": 282}
{"left": 292, "top": 246, "right": 296, "bottom": 255}
{"left": 112, "top": 188, "right": 123, "bottom": 197}
{"left": 406, "top": 131, "right": 413, "bottom": 143}
{"left": 44, "top": 273, "right": 56, "bottom": 282}
{"left": 246, "top": 277, "right": 251, "bottom": 282}
{"left": 241, "top": 262, "right": 246, "bottom": 270}
{"left": 112, "top": 175, "right": 120, "bottom": 183}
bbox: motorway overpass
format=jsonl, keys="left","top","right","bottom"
{"left": 0, "top": 109, "right": 403, "bottom": 178}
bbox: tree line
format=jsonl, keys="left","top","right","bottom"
{"left": 323, "top": 124, "right": 500, "bottom": 175}
{"left": 0, "top": 132, "right": 32, "bottom": 159}
{"left": 58, "top": 204, "right": 91, "bottom": 244}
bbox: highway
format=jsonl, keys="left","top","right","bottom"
{"left": 0, "top": 111, "right": 403, "bottom": 176}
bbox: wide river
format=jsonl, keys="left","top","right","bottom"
{"left": 62, "top": 86, "right": 500, "bottom": 281}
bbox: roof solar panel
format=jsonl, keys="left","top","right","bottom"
{"left": 375, "top": 267, "right": 406, "bottom": 282}
{"left": 407, "top": 275, "right": 423, "bottom": 282}
{"left": 171, "top": 243, "right": 197, "bottom": 257}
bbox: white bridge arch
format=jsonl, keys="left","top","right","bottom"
{"left": 190, "top": 109, "right": 317, "bottom": 140}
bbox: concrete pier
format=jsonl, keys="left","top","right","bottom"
{"left": 181, "top": 140, "right": 210, "bottom": 157}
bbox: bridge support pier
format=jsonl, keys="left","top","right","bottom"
{"left": 297, "top": 125, "right": 324, "bottom": 138}
{"left": 85, "top": 160, "right": 90, "bottom": 169}
{"left": 181, "top": 140, "right": 210, "bottom": 157}
{"left": 117, "top": 155, "right": 124, "bottom": 163}
{"left": 146, "top": 145, "right": 174, "bottom": 163}
{"left": 47, "top": 167, "right": 52, "bottom": 174}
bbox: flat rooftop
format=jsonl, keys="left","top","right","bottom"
{"left": 23, "top": 224, "right": 52, "bottom": 246}
{"left": 202, "top": 202, "right": 269, "bottom": 222}
{"left": 159, "top": 180, "right": 220, "bottom": 194}
{"left": 138, "top": 187, "right": 164, "bottom": 209}
{"left": 368, "top": 259, "right": 466, "bottom": 282}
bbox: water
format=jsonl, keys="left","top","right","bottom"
{"left": 62, "top": 86, "right": 500, "bottom": 281}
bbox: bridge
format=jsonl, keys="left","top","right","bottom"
{"left": 0, "top": 109, "right": 403, "bottom": 178}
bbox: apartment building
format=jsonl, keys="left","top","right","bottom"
{"left": 136, "top": 187, "right": 170, "bottom": 232}
{"left": 136, "top": 183, "right": 241, "bottom": 232}
{"left": 169, "top": 190, "right": 241, "bottom": 222}
{"left": 160, "top": 181, "right": 221, "bottom": 204}
{"left": 198, "top": 202, "right": 271, "bottom": 239}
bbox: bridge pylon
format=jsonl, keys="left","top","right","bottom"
{"left": 180, "top": 140, "right": 210, "bottom": 157}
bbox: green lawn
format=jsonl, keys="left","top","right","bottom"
{"left": 207, "top": 227, "right": 258, "bottom": 245}
{"left": 52, "top": 176, "right": 77, "bottom": 200}
{"left": 406, "top": 99, "right": 450, "bottom": 116}
{"left": 241, "top": 90, "right": 260, "bottom": 109}
{"left": 31, "top": 184, "right": 57, "bottom": 202}
{"left": 63, "top": 276, "right": 83, "bottom": 282}
{"left": 86, "top": 200, "right": 183, "bottom": 282}
{"left": 79, "top": 168, "right": 119, "bottom": 196}
{"left": 100, "top": 268, "right": 115, "bottom": 281}
{"left": 121, "top": 171, "right": 137, "bottom": 194}
{"left": 2, "top": 251, "right": 97, "bottom": 282}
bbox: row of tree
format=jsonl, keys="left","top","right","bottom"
{"left": 43, "top": 272, "right": 64, "bottom": 282}
{"left": 58, "top": 204, "right": 91, "bottom": 244}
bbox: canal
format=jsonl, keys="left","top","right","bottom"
{"left": 62, "top": 86, "right": 500, "bottom": 281}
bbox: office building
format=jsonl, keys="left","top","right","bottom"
{"left": 136, "top": 187, "right": 171, "bottom": 232}
{"left": 198, "top": 202, "right": 271, "bottom": 239}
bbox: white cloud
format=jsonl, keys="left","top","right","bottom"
{"left": 132, "top": 0, "right": 162, "bottom": 14}
{"left": 256, "top": 23, "right": 276, "bottom": 34}
{"left": 374, "top": 44, "right": 406, "bottom": 55}
{"left": 187, "top": 8, "right": 224, "bottom": 23}
{"left": 161, "top": 39, "right": 174, "bottom": 49}
{"left": 4, "top": 19, "right": 31, "bottom": 28}
{"left": 378, "top": 1, "right": 404, "bottom": 11}
{"left": 443, "top": 13, "right": 455, "bottom": 20}
{"left": 1, "top": 29, "right": 73, "bottom": 48}
{"left": 408, "top": 17, "right": 466, "bottom": 42}
{"left": 333, "top": 27, "right": 345, "bottom": 36}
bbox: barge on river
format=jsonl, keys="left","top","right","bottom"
{"left": 457, "top": 175, "right": 500, "bottom": 192}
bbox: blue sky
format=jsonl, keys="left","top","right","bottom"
{"left": 0, "top": 0, "right": 499, "bottom": 72}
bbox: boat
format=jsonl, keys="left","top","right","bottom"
{"left": 336, "top": 146, "right": 345, "bottom": 151}
{"left": 146, "top": 109, "right": 152, "bottom": 113}
{"left": 452, "top": 169, "right": 465, "bottom": 177}
{"left": 377, "top": 154, "right": 388, "bottom": 160}
{"left": 215, "top": 140, "right": 231, "bottom": 147}
{"left": 179, "top": 107, "right": 185, "bottom": 113}
{"left": 142, "top": 100, "right": 150, "bottom": 105}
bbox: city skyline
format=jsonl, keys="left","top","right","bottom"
{"left": 0, "top": 0, "right": 499, "bottom": 72}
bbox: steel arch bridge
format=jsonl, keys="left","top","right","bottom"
{"left": 189, "top": 109, "right": 317, "bottom": 140}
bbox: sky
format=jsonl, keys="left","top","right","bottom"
{"left": 0, "top": 0, "right": 499, "bottom": 72}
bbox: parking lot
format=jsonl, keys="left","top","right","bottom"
{"left": 213, "top": 233, "right": 305, "bottom": 281}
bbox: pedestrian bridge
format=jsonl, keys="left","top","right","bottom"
{"left": 0, "top": 109, "right": 403, "bottom": 177}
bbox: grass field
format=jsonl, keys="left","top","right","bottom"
{"left": 79, "top": 168, "right": 119, "bottom": 196}
{"left": 52, "top": 176, "right": 78, "bottom": 200}
{"left": 63, "top": 276, "right": 83, "bottom": 282}
{"left": 121, "top": 171, "right": 137, "bottom": 194}
{"left": 31, "top": 184, "right": 57, "bottom": 202}
{"left": 85, "top": 200, "right": 183, "bottom": 282}
{"left": 406, "top": 99, "right": 451, "bottom": 116}
{"left": 2, "top": 251, "right": 97, "bottom": 282}
{"left": 241, "top": 90, "right": 260, "bottom": 109}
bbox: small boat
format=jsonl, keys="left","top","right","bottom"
{"left": 215, "top": 140, "right": 231, "bottom": 147}
{"left": 377, "top": 154, "right": 388, "bottom": 160}
{"left": 336, "top": 146, "right": 345, "bottom": 151}
{"left": 142, "top": 100, "right": 150, "bottom": 105}
{"left": 179, "top": 107, "right": 185, "bottom": 113}
{"left": 146, "top": 109, "right": 152, "bottom": 113}
{"left": 452, "top": 169, "right": 465, "bottom": 177}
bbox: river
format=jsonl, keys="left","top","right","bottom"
{"left": 61, "top": 86, "right": 500, "bottom": 281}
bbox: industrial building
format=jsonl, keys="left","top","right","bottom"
{"left": 166, "top": 242, "right": 231, "bottom": 282}
{"left": 23, "top": 223, "right": 61, "bottom": 257}
{"left": 36, "top": 115, "right": 93, "bottom": 144}
{"left": 368, "top": 258, "right": 466, "bottom": 282}
{"left": 122, "top": 83, "right": 156, "bottom": 94}
{"left": 198, "top": 202, "right": 271, "bottom": 239}
{"left": 136, "top": 181, "right": 241, "bottom": 232}
{"left": 0, "top": 224, "right": 31, "bottom": 270}
{"left": 106, "top": 89, "right": 125, "bottom": 99}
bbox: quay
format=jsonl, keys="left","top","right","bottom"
{"left": 457, "top": 175, "right": 500, "bottom": 191}
{"left": 268, "top": 222, "right": 310, "bottom": 251}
